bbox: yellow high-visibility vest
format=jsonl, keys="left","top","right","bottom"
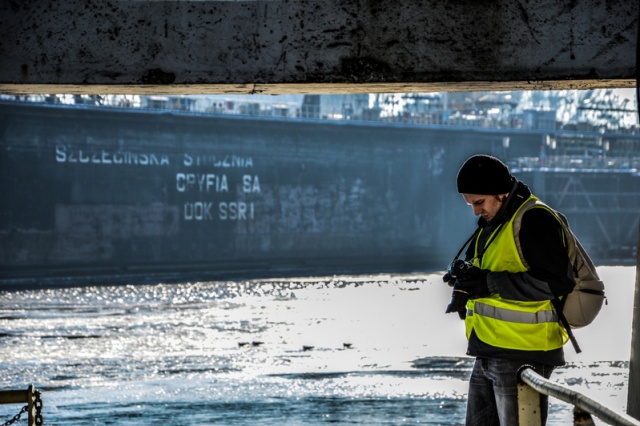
{"left": 464, "top": 194, "right": 569, "bottom": 351}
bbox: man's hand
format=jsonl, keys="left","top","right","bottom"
{"left": 445, "top": 289, "right": 469, "bottom": 320}
{"left": 456, "top": 267, "right": 492, "bottom": 299}
{"left": 444, "top": 265, "right": 492, "bottom": 319}
{"left": 457, "top": 265, "right": 487, "bottom": 280}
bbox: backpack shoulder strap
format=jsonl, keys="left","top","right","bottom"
{"left": 513, "top": 199, "right": 602, "bottom": 283}
{"left": 511, "top": 198, "right": 570, "bottom": 270}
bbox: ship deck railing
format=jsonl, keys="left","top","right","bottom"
{"left": 510, "top": 156, "right": 640, "bottom": 174}
{"left": 517, "top": 365, "right": 640, "bottom": 426}
{"left": 3, "top": 95, "right": 640, "bottom": 137}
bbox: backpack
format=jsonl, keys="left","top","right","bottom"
{"left": 513, "top": 199, "right": 606, "bottom": 352}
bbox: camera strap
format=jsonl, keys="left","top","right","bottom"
{"left": 451, "top": 228, "right": 480, "bottom": 262}
{"left": 476, "top": 222, "right": 506, "bottom": 264}
{"left": 452, "top": 222, "right": 505, "bottom": 266}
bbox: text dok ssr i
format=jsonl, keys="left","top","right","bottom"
{"left": 178, "top": 173, "right": 261, "bottom": 221}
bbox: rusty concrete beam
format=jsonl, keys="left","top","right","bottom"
{"left": 0, "top": 1, "right": 637, "bottom": 95}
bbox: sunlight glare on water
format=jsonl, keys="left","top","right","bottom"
{"left": 0, "top": 267, "right": 634, "bottom": 425}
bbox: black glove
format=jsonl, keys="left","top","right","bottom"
{"left": 456, "top": 267, "right": 491, "bottom": 299}
{"left": 457, "top": 265, "right": 487, "bottom": 280}
{"left": 445, "top": 288, "right": 470, "bottom": 320}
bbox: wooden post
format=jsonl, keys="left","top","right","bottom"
{"left": 628, "top": 223, "right": 640, "bottom": 420}
{"left": 517, "top": 381, "right": 542, "bottom": 426}
{"left": 27, "top": 384, "right": 36, "bottom": 426}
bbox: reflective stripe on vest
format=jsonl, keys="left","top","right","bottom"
{"left": 474, "top": 302, "right": 558, "bottom": 324}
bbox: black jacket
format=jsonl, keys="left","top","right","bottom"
{"left": 464, "top": 180, "right": 575, "bottom": 366}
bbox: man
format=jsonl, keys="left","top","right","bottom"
{"left": 444, "top": 154, "right": 575, "bottom": 425}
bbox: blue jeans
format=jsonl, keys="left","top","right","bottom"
{"left": 466, "top": 358, "right": 554, "bottom": 425}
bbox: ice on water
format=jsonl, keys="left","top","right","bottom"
{"left": 0, "top": 266, "right": 634, "bottom": 425}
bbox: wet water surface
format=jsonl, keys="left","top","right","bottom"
{"left": 0, "top": 268, "right": 633, "bottom": 425}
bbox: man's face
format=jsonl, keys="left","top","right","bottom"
{"left": 462, "top": 193, "right": 506, "bottom": 222}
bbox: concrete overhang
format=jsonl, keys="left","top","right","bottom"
{"left": 0, "top": 1, "right": 637, "bottom": 95}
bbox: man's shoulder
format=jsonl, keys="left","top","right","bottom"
{"left": 521, "top": 202, "right": 561, "bottom": 223}
{"left": 519, "top": 203, "right": 565, "bottom": 237}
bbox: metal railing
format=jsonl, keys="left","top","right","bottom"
{"left": 0, "top": 385, "right": 43, "bottom": 426}
{"left": 510, "top": 156, "right": 640, "bottom": 173}
{"left": 518, "top": 366, "right": 640, "bottom": 426}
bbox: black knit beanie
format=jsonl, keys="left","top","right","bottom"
{"left": 456, "top": 154, "right": 513, "bottom": 194}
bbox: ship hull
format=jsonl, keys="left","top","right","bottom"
{"left": 0, "top": 101, "right": 636, "bottom": 287}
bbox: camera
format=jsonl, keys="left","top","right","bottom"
{"left": 442, "top": 259, "right": 474, "bottom": 284}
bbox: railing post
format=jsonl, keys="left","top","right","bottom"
{"left": 0, "top": 384, "right": 40, "bottom": 425}
{"left": 27, "top": 384, "right": 35, "bottom": 426}
{"left": 517, "top": 368, "right": 542, "bottom": 426}
{"left": 628, "top": 223, "right": 640, "bottom": 421}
